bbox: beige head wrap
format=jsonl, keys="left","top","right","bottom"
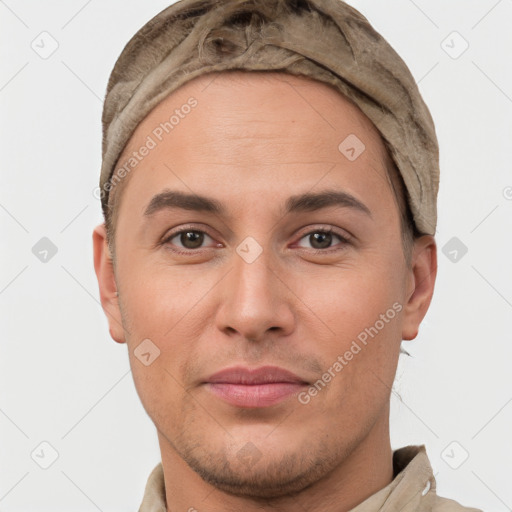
{"left": 100, "top": 0, "right": 439, "bottom": 235}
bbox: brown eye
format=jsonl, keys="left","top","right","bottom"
{"left": 164, "top": 229, "right": 215, "bottom": 251}
{"left": 179, "top": 230, "right": 204, "bottom": 249}
{"left": 309, "top": 232, "right": 333, "bottom": 249}
{"left": 296, "top": 229, "right": 350, "bottom": 251}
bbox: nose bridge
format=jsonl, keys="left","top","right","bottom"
{"left": 216, "top": 240, "right": 294, "bottom": 340}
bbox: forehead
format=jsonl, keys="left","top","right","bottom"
{"left": 119, "top": 70, "right": 387, "bottom": 159}
{"left": 114, "top": 70, "right": 393, "bottom": 217}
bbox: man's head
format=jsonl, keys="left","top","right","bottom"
{"left": 93, "top": 0, "right": 438, "bottom": 505}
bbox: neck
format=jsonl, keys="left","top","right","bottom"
{"left": 158, "top": 410, "right": 394, "bottom": 512}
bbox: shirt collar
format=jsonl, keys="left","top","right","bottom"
{"left": 349, "top": 445, "right": 435, "bottom": 512}
{"left": 138, "top": 445, "right": 435, "bottom": 512}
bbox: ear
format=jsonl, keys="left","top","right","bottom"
{"left": 401, "top": 235, "right": 437, "bottom": 341}
{"left": 92, "top": 223, "right": 126, "bottom": 344}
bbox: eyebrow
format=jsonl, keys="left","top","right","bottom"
{"left": 143, "top": 189, "right": 372, "bottom": 219}
{"left": 144, "top": 190, "right": 224, "bottom": 217}
{"left": 284, "top": 189, "right": 372, "bottom": 217}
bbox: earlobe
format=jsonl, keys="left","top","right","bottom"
{"left": 401, "top": 235, "right": 437, "bottom": 341}
{"left": 92, "top": 224, "right": 126, "bottom": 344}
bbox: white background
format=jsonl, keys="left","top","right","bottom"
{"left": 1, "top": 0, "right": 511, "bottom": 510}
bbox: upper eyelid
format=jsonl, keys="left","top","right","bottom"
{"left": 294, "top": 224, "right": 352, "bottom": 242}
{"left": 163, "top": 224, "right": 216, "bottom": 241}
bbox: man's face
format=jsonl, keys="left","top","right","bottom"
{"left": 94, "top": 71, "right": 434, "bottom": 498}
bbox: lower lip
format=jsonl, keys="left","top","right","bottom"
{"left": 205, "top": 382, "right": 307, "bottom": 408}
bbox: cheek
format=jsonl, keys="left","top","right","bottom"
{"left": 295, "top": 259, "right": 404, "bottom": 341}
{"left": 298, "top": 270, "right": 403, "bottom": 424}
{"left": 121, "top": 273, "right": 193, "bottom": 424}
{"left": 117, "top": 260, "right": 215, "bottom": 393}
{"left": 118, "top": 257, "right": 210, "bottom": 335}
{"left": 292, "top": 258, "right": 405, "bottom": 406}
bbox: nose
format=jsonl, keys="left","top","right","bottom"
{"left": 215, "top": 245, "right": 296, "bottom": 343}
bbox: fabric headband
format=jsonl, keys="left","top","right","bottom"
{"left": 100, "top": 0, "right": 439, "bottom": 235}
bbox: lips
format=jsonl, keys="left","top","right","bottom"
{"left": 205, "top": 365, "right": 309, "bottom": 385}
{"left": 204, "top": 365, "right": 309, "bottom": 408}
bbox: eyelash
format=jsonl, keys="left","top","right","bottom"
{"left": 161, "top": 225, "right": 352, "bottom": 256}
